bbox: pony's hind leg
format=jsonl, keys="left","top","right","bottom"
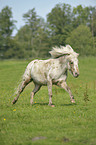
{"left": 30, "top": 84, "right": 41, "bottom": 105}
{"left": 12, "top": 78, "right": 31, "bottom": 104}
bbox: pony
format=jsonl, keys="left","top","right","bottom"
{"left": 12, "top": 45, "right": 79, "bottom": 106}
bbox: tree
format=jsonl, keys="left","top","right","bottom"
{"left": 15, "top": 10, "right": 50, "bottom": 58}
{"left": 23, "top": 8, "right": 40, "bottom": 47}
{"left": 0, "top": 6, "right": 16, "bottom": 59}
{"left": 66, "top": 25, "right": 95, "bottom": 56}
{"left": 1, "top": 4, "right": 96, "bottom": 59}
{"left": 72, "top": 5, "right": 96, "bottom": 38}
{"left": 47, "top": 3, "right": 73, "bottom": 46}
{"left": 88, "top": 6, "right": 96, "bottom": 48}
{"left": 72, "top": 5, "right": 89, "bottom": 27}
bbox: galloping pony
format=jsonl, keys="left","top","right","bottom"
{"left": 12, "top": 45, "right": 79, "bottom": 106}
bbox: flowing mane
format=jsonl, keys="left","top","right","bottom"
{"left": 49, "top": 45, "right": 79, "bottom": 58}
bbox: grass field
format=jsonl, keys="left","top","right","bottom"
{"left": 0, "top": 57, "right": 96, "bottom": 145}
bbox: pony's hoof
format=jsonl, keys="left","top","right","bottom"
{"left": 30, "top": 102, "right": 34, "bottom": 105}
{"left": 30, "top": 100, "right": 34, "bottom": 105}
{"left": 71, "top": 100, "right": 75, "bottom": 103}
{"left": 12, "top": 99, "right": 17, "bottom": 104}
{"left": 48, "top": 104, "right": 55, "bottom": 107}
{"left": 51, "top": 105, "right": 55, "bottom": 107}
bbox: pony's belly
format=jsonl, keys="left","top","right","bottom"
{"left": 33, "top": 78, "right": 47, "bottom": 85}
{"left": 31, "top": 73, "right": 47, "bottom": 85}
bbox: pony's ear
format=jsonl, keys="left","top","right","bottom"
{"left": 77, "top": 53, "right": 79, "bottom": 57}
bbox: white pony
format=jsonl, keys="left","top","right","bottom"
{"left": 12, "top": 45, "right": 79, "bottom": 106}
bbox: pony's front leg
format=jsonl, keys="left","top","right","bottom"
{"left": 57, "top": 81, "right": 75, "bottom": 103}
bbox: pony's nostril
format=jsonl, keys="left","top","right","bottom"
{"left": 75, "top": 73, "right": 79, "bottom": 77}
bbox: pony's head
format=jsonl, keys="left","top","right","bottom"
{"left": 49, "top": 45, "right": 79, "bottom": 78}
{"left": 68, "top": 54, "right": 79, "bottom": 78}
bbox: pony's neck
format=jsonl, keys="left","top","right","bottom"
{"left": 58, "top": 55, "right": 69, "bottom": 70}
{"left": 58, "top": 55, "right": 69, "bottom": 64}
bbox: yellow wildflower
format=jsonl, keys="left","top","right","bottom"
{"left": 13, "top": 109, "right": 16, "bottom": 111}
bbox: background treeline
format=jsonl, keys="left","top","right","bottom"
{"left": 0, "top": 3, "right": 96, "bottom": 59}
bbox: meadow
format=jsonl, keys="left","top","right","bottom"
{"left": 0, "top": 57, "right": 96, "bottom": 145}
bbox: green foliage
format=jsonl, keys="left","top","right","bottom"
{"left": 23, "top": 8, "right": 40, "bottom": 46}
{"left": 0, "top": 4, "right": 96, "bottom": 59}
{"left": 47, "top": 3, "right": 73, "bottom": 46}
{"left": 66, "top": 25, "right": 95, "bottom": 56}
{"left": 14, "top": 9, "right": 51, "bottom": 59}
{"left": 0, "top": 6, "right": 16, "bottom": 37}
{"left": 0, "top": 57, "right": 96, "bottom": 145}
{"left": 47, "top": 3, "right": 72, "bottom": 33}
{"left": 0, "top": 6, "right": 16, "bottom": 59}
{"left": 72, "top": 5, "right": 89, "bottom": 27}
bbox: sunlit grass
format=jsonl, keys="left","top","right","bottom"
{"left": 0, "top": 57, "right": 96, "bottom": 145}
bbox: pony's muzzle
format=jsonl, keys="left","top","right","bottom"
{"left": 74, "top": 72, "right": 79, "bottom": 78}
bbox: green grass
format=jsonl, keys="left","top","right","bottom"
{"left": 0, "top": 57, "right": 96, "bottom": 145}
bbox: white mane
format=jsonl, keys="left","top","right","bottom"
{"left": 49, "top": 45, "right": 79, "bottom": 58}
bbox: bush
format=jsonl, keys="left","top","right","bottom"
{"left": 66, "top": 25, "right": 96, "bottom": 56}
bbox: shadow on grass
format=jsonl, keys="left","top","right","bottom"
{"left": 32, "top": 102, "right": 77, "bottom": 107}
{"left": 61, "top": 103, "right": 77, "bottom": 106}
{"left": 33, "top": 102, "right": 49, "bottom": 106}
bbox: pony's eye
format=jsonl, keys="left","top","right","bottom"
{"left": 70, "top": 62, "right": 73, "bottom": 64}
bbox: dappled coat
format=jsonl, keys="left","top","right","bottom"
{"left": 12, "top": 45, "right": 79, "bottom": 106}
